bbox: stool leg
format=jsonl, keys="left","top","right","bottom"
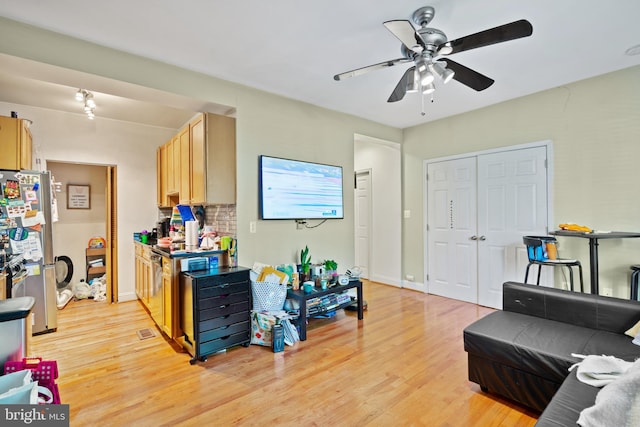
{"left": 631, "top": 270, "right": 639, "bottom": 300}
{"left": 567, "top": 266, "right": 574, "bottom": 292}
{"left": 525, "top": 264, "right": 531, "bottom": 284}
{"left": 578, "top": 264, "right": 584, "bottom": 293}
{"left": 536, "top": 265, "right": 542, "bottom": 286}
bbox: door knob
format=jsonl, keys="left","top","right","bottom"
{"left": 470, "top": 236, "right": 478, "bottom": 240}
{"left": 479, "top": 236, "right": 486, "bottom": 241}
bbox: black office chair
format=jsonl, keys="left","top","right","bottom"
{"left": 523, "top": 236, "right": 584, "bottom": 292}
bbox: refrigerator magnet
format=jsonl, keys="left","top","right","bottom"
{"left": 24, "top": 190, "right": 38, "bottom": 202}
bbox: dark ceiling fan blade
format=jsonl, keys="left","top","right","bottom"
{"left": 383, "top": 20, "right": 424, "bottom": 53}
{"left": 334, "top": 57, "right": 411, "bottom": 81}
{"left": 441, "top": 19, "right": 533, "bottom": 55}
{"left": 444, "top": 59, "right": 494, "bottom": 91}
{"left": 387, "top": 67, "right": 414, "bottom": 103}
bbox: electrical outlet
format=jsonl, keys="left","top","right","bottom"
{"left": 602, "top": 287, "right": 613, "bottom": 297}
{"left": 404, "top": 210, "right": 411, "bottom": 219}
{"left": 249, "top": 221, "right": 256, "bottom": 233}
{"left": 405, "top": 274, "right": 415, "bottom": 281}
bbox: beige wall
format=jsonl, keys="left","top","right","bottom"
{"left": 0, "top": 17, "right": 402, "bottom": 299}
{"left": 403, "top": 65, "right": 640, "bottom": 298}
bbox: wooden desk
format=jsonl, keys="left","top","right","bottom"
{"left": 551, "top": 230, "right": 640, "bottom": 295}
{"left": 287, "top": 280, "right": 363, "bottom": 341}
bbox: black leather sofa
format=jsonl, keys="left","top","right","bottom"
{"left": 463, "top": 281, "right": 640, "bottom": 425}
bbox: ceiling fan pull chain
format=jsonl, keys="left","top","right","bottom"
{"left": 421, "top": 91, "right": 426, "bottom": 116}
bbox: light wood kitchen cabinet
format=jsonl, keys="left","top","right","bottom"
{"left": 0, "top": 116, "right": 32, "bottom": 170}
{"left": 156, "top": 112, "right": 236, "bottom": 206}
{"left": 168, "top": 135, "right": 180, "bottom": 195}
{"left": 179, "top": 124, "right": 191, "bottom": 204}
{"left": 134, "top": 242, "right": 151, "bottom": 309}
{"left": 189, "top": 114, "right": 206, "bottom": 204}
{"left": 162, "top": 257, "right": 175, "bottom": 337}
{"left": 157, "top": 142, "right": 172, "bottom": 207}
{"left": 185, "top": 113, "right": 236, "bottom": 205}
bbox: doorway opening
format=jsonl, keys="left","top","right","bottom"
{"left": 47, "top": 161, "right": 118, "bottom": 304}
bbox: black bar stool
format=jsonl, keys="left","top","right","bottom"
{"left": 523, "top": 236, "right": 584, "bottom": 292}
{"left": 630, "top": 265, "right": 640, "bottom": 300}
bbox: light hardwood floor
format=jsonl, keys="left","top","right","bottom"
{"left": 32, "top": 281, "right": 538, "bottom": 426}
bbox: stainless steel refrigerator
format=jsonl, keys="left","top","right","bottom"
{"left": 0, "top": 170, "right": 57, "bottom": 334}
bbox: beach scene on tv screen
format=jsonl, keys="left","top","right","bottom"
{"left": 261, "top": 156, "right": 344, "bottom": 219}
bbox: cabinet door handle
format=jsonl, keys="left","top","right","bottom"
{"left": 479, "top": 236, "right": 486, "bottom": 241}
{"left": 470, "top": 235, "right": 478, "bottom": 240}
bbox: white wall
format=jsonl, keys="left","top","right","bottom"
{"left": 402, "top": 66, "right": 640, "bottom": 298}
{"left": 0, "top": 102, "right": 176, "bottom": 300}
{"left": 354, "top": 135, "right": 402, "bottom": 287}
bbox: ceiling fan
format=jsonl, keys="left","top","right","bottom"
{"left": 334, "top": 5, "right": 533, "bottom": 106}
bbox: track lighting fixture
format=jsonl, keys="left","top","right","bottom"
{"left": 75, "top": 89, "right": 96, "bottom": 120}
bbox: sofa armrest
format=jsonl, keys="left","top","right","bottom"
{"left": 502, "top": 282, "right": 640, "bottom": 334}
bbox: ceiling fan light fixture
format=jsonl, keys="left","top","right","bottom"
{"left": 422, "top": 82, "right": 436, "bottom": 94}
{"left": 420, "top": 69, "right": 434, "bottom": 86}
{"left": 406, "top": 68, "right": 419, "bottom": 93}
{"left": 430, "top": 62, "right": 455, "bottom": 84}
{"left": 438, "top": 42, "right": 453, "bottom": 55}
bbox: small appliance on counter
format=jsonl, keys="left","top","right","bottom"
{"left": 157, "top": 218, "right": 170, "bottom": 238}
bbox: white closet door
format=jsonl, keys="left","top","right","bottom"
{"left": 427, "top": 157, "right": 478, "bottom": 303}
{"left": 354, "top": 171, "right": 371, "bottom": 279}
{"left": 477, "top": 146, "right": 548, "bottom": 308}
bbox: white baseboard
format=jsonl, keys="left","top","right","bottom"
{"left": 369, "top": 274, "right": 401, "bottom": 287}
{"left": 117, "top": 292, "right": 137, "bottom": 302}
{"left": 402, "top": 280, "right": 425, "bottom": 292}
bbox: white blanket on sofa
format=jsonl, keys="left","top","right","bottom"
{"left": 576, "top": 357, "right": 640, "bottom": 427}
{"left": 569, "top": 353, "right": 634, "bottom": 387}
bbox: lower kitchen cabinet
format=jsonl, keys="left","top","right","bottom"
{"left": 179, "top": 267, "right": 251, "bottom": 364}
{"left": 134, "top": 242, "right": 151, "bottom": 309}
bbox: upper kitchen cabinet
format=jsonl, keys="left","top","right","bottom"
{"left": 157, "top": 113, "right": 236, "bottom": 207}
{"left": 0, "top": 116, "right": 32, "bottom": 170}
{"left": 178, "top": 124, "right": 191, "bottom": 205}
{"left": 198, "top": 113, "right": 236, "bottom": 205}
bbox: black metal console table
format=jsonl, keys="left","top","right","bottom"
{"left": 286, "top": 279, "right": 363, "bottom": 341}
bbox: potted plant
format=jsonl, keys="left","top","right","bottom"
{"left": 323, "top": 259, "right": 337, "bottom": 275}
{"left": 299, "top": 245, "right": 311, "bottom": 282}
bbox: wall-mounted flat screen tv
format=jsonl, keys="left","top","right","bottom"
{"left": 259, "top": 155, "right": 344, "bottom": 220}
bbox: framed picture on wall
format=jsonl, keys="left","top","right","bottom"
{"left": 67, "top": 184, "right": 91, "bottom": 209}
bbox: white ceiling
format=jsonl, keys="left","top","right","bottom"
{"left": 1, "top": 0, "right": 640, "bottom": 129}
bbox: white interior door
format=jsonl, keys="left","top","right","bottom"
{"left": 477, "top": 147, "right": 548, "bottom": 308}
{"left": 426, "top": 158, "right": 478, "bottom": 303}
{"left": 354, "top": 170, "right": 371, "bottom": 279}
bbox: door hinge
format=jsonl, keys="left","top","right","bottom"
{"left": 426, "top": 274, "right": 429, "bottom": 281}
{"left": 354, "top": 173, "right": 357, "bottom": 189}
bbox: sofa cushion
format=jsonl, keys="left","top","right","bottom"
{"left": 465, "top": 311, "right": 601, "bottom": 383}
{"left": 581, "top": 330, "right": 640, "bottom": 361}
{"left": 535, "top": 370, "right": 599, "bottom": 427}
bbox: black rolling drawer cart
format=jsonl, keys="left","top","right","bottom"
{"left": 179, "top": 266, "right": 251, "bottom": 364}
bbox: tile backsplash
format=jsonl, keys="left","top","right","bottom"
{"left": 159, "top": 204, "right": 236, "bottom": 236}
{"left": 204, "top": 204, "right": 236, "bottom": 236}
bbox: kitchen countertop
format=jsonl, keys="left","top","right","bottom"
{"left": 181, "top": 266, "right": 250, "bottom": 278}
{"left": 134, "top": 240, "right": 227, "bottom": 259}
